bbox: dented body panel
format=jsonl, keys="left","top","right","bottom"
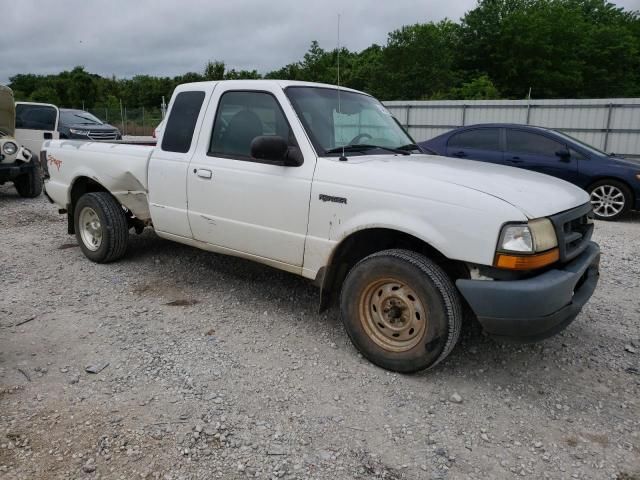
{"left": 43, "top": 140, "right": 153, "bottom": 220}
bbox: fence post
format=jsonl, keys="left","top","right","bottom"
{"left": 603, "top": 103, "right": 613, "bottom": 153}
{"left": 525, "top": 103, "right": 531, "bottom": 124}
{"left": 405, "top": 104, "right": 411, "bottom": 129}
{"left": 461, "top": 104, "right": 467, "bottom": 126}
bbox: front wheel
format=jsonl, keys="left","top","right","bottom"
{"left": 340, "top": 249, "right": 462, "bottom": 373}
{"left": 74, "top": 192, "right": 129, "bottom": 263}
{"left": 589, "top": 180, "right": 632, "bottom": 221}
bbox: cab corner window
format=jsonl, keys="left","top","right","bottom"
{"left": 209, "top": 91, "right": 295, "bottom": 159}
{"left": 161, "top": 91, "right": 205, "bottom": 153}
{"left": 448, "top": 128, "right": 500, "bottom": 151}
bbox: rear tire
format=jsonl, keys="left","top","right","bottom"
{"left": 74, "top": 192, "right": 129, "bottom": 263}
{"left": 588, "top": 179, "right": 632, "bottom": 221}
{"left": 14, "top": 165, "right": 42, "bottom": 198}
{"left": 340, "top": 249, "right": 462, "bottom": 373}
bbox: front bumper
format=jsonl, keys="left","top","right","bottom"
{"left": 0, "top": 161, "right": 35, "bottom": 181}
{"left": 456, "top": 242, "right": 600, "bottom": 342}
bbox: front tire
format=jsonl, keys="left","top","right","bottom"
{"left": 74, "top": 192, "right": 129, "bottom": 263}
{"left": 589, "top": 179, "right": 632, "bottom": 221}
{"left": 340, "top": 249, "right": 462, "bottom": 373}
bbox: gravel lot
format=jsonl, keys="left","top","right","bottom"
{"left": 1, "top": 184, "right": 639, "bottom": 480}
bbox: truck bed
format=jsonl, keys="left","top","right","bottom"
{"left": 43, "top": 140, "right": 154, "bottom": 221}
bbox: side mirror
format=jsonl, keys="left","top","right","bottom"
{"left": 555, "top": 149, "right": 571, "bottom": 161}
{"left": 250, "top": 135, "right": 303, "bottom": 167}
{"left": 251, "top": 135, "right": 287, "bottom": 162}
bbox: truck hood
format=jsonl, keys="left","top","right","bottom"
{"left": 0, "top": 85, "right": 15, "bottom": 137}
{"left": 343, "top": 154, "right": 589, "bottom": 219}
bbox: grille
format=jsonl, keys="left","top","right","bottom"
{"left": 87, "top": 130, "right": 119, "bottom": 140}
{"left": 549, "top": 203, "right": 594, "bottom": 263}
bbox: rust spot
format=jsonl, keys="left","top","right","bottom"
{"left": 583, "top": 432, "right": 609, "bottom": 447}
{"left": 565, "top": 436, "right": 578, "bottom": 447}
{"left": 165, "top": 299, "right": 198, "bottom": 307}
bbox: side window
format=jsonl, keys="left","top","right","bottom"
{"left": 15, "top": 105, "right": 57, "bottom": 130}
{"left": 161, "top": 91, "right": 205, "bottom": 153}
{"left": 506, "top": 130, "right": 563, "bottom": 156}
{"left": 448, "top": 129, "right": 500, "bottom": 151}
{"left": 209, "top": 91, "right": 294, "bottom": 159}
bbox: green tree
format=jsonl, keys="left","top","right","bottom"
{"left": 204, "top": 61, "right": 225, "bottom": 80}
{"left": 377, "top": 21, "right": 461, "bottom": 100}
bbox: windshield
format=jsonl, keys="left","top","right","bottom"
{"left": 61, "top": 110, "right": 104, "bottom": 125}
{"left": 552, "top": 130, "right": 608, "bottom": 157}
{"left": 285, "top": 86, "right": 416, "bottom": 156}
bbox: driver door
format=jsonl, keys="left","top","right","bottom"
{"left": 187, "top": 83, "right": 317, "bottom": 267}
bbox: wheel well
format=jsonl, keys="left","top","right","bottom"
{"left": 318, "top": 228, "right": 468, "bottom": 311}
{"left": 67, "top": 177, "right": 111, "bottom": 234}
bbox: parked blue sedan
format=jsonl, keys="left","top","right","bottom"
{"left": 420, "top": 124, "right": 640, "bottom": 220}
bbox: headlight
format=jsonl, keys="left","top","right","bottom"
{"left": 2, "top": 141, "right": 18, "bottom": 155}
{"left": 69, "top": 128, "right": 89, "bottom": 135}
{"left": 499, "top": 224, "right": 533, "bottom": 252}
{"left": 495, "top": 218, "right": 559, "bottom": 270}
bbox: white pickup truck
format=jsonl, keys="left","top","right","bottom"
{"left": 42, "top": 80, "right": 600, "bottom": 372}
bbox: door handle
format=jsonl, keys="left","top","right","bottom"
{"left": 508, "top": 157, "right": 523, "bottom": 164}
{"left": 453, "top": 151, "right": 467, "bottom": 158}
{"left": 195, "top": 168, "right": 212, "bottom": 179}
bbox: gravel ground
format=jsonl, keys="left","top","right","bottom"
{"left": 1, "top": 184, "right": 639, "bottom": 480}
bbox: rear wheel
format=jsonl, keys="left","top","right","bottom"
{"left": 340, "top": 249, "right": 462, "bottom": 373}
{"left": 589, "top": 180, "right": 632, "bottom": 221}
{"left": 74, "top": 192, "right": 129, "bottom": 263}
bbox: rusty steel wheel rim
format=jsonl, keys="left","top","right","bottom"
{"left": 358, "top": 278, "right": 427, "bottom": 352}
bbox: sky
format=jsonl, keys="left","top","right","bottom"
{"left": 1, "top": 0, "right": 638, "bottom": 85}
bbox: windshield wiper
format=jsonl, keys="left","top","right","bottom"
{"left": 325, "top": 144, "right": 410, "bottom": 156}
{"left": 397, "top": 143, "right": 423, "bottom": 153}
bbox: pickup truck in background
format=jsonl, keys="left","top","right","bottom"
{"left": 42, "top": 80, "right": 601, "bottom": 373}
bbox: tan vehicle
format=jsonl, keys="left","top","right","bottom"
{"left": 0, "top": 85, "right": 42, "bottom": 197}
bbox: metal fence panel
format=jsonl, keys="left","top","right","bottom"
{"left": 384, "top": 98, "right": 640, "bottom": 158}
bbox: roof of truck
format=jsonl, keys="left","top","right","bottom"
{"left": 177, "top": 79, "right": 369, "bottom": 96}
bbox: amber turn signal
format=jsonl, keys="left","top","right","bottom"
{"left": 494, "top": 248, "right": 560, "bottom": 270}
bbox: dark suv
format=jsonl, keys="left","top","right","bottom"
{"left": 58, "top": 109, "right": 122, "bottom": 141}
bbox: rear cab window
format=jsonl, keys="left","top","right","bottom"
{"left": 15, "top": 104, "right": 57, "bottom": 131}
{"left": 161, "top": 91, "right": 206, "bottom": 153}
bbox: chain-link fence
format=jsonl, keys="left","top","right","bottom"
{"left": 85, "top": 107, "right": 164, "bottom": 137}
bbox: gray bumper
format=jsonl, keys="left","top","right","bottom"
{"left": 456, "top": 242, "right": 600, "bottom": 341}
